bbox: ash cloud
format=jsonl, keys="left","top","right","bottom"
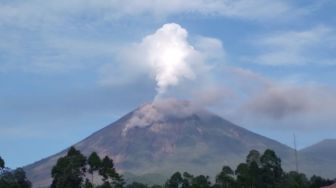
{"left": 245, "top": 86, "right": 311, "bottom": 119}
{"left": 239, "top": 82, "right": 336, "bottom": 123}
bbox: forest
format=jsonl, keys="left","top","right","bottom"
{"left": 0, "top": 147, "right": 335, "bottom": 188}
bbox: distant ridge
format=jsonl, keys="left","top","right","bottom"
{"left": 299, "top": 139, "right": 336, "bottom": 178}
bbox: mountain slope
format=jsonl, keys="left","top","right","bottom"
{"left": 25, "top": 100, "right": 297, "bottom": 187}
{"left": 301, "top": 139, "right": 336, "bottom": 160}
{"left": 299, "top": 139, "right": 336, "bottom": 178}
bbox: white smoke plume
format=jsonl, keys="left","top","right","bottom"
{"left": 103, "top": 23, "right": 224, "bottom": 99}
{"left": 132, "top": 23, "right": 215, "bottom": 98}
{"left": 141, "top": 23, "right": 198, "bottom": 97}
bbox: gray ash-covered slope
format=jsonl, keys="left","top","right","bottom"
{"left": 299, "top": 139, "right": 336, "bottom": 178}
{"left": 25, "top": 100, "right": 296, "bottom": 187}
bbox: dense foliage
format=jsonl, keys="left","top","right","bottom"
{"left": 0, "top": 157, "right": 31, "bottom": 188}
{"left": 1, "top": 148, "right": 335, "bottom": 188}
{"left": 50, "top": 147, "right": 125, "bottom": 188}
{"left": 160, "top": 149, "right": 335, "bottom": 188}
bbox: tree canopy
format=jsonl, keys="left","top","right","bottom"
{"left": 50, "top": 147, "right": 124, "bottom": 188}
{"left": 2, "top": 147, "right": 335, "bottom": 188}
{"left": 0, "top": 156, "right": 31, "bottom": 188}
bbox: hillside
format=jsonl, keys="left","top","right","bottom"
{"left": 25, "top": 100, "right": 300, "bottom": 187}
{"left": 299, "top": 139, "right": 336, "bottom": 178}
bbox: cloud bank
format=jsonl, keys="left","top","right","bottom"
{"left": 0, "top": 0, "right": 298, "bottom": 27}
{"left": 253, "top": 26, "right": 336, "bottom": 66}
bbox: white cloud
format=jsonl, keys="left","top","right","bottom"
{"left": 193, "top": 36, "right": 226, "bottom": 63}
{"left": 0, "top": 0, "right": 320, "bottom": 74}
{"left": 253, "top": 26, "right": 336, "bottom": 66}
{"left": 0, "top": 0, "right": 300, "bottom": 27}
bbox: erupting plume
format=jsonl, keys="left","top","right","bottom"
{"left": 140, "top": 23, "right": 198, "bottom": 98}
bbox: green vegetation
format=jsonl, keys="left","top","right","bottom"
{"left": 161, "top": 149, "right": 335, "bottom": 188}
{"left": 0, "top": 157, "right": 31, "bottom": 188}
{"left": 1, "top": 148, "right": 335, "bottom": 188}
{"left": 50, "top": 147, "right": 125, "bottom": 188}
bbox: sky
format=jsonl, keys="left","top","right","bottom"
{"left": 1, "top": 0, "right": 336, "bottom": 168}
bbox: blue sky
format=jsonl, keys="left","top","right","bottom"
{"left": 1, "top": 0, "right": 336, "bottom": 168}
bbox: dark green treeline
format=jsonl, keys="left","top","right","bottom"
{"left": 1, "top": 148, "right": 335, "bottom": 188}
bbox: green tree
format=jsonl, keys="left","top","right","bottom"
{"left": 99, "top": 156, "right": 116, "bottom": 182}
{"left": 113, "top": 172, "right": 125, "bottom": 188}
{"left": 191, "top": 175, "right": 211, "bottom": 188}
{"left": 165, "top": 172, "right": 183, "bottom": 188}
{"left": 51, "top": 147, "right": 87, "bottom": 188}
{"left": 216, "top": 166, "right": 235, "bottom": 188}
{"left": 0, "top": 169, "right": 31, "bottom": 188}
{"left": 235, "top": 163, "right": 249, "bottom": 187}
{"left": 260, "top": 149, "right": 284, "bottom": 188}
{"left": 246, "top": 150, "right": 260, "bottom": 166}
{"left": 182, "top": 172, "right": 193, "bottom": 188}
{"left": 13, "top": 168, "right": 32, "bottom": 188}
{"left": 98, "top": 156, "right": 125, "bottom": 188}
{"left": 0, "top": 171, "right": 17, "bottom": 188}
{"left": 309, "top": 175, "right": 334, "bottom": 188}
{"left": 0, "top": 157, "right": 31, "bottom": 188}
{"left": 247, "top": 150, "right": 262, "bottom": 188}
{"left": 248, "top": 161, "right": 261, "bottom": 188}
{"left": 0, "top": 156, "right": 4, "bottom": 169}
{"left": 280, "top": 171, "right": 310, "bottom": 188}
{"left": 88, "top": 152, "right": 101, "bottom": 184}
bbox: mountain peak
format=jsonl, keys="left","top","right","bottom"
{"left": 122, "top": 99, "right": 203, "bottom": 136}
{"left": 320, "top": 139, "right": 336, "bottom": 144}
{"left": 302, "top": 139, "right": 336, "bottom": 152}
{"left": 28, "top": 99, "right": 323, "bottom": 187}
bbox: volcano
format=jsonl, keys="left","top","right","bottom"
{"left": 25, "top": 100, "right": 301, "bottom": 187}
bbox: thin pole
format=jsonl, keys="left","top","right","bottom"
{"left": 293, "top": 133, "right": 299, "bottom": 173}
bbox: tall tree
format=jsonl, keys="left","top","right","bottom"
{"left": 182, "top": 172, "right": 193, "bottom": 188}
{"left": 112, "top": 172, "right": 125, "bottom": 188}
{"left": 0, "top": 157, "right": 31, "bottom": 188}
{"left": 248, "top": 161, "right": 261, "bottom": 188}
{"left": 260, "top": 149, "right": 284, "bottom": 188}
{"left": 99, "top": 156, "right": 115, "bottom": 182}
{"left": 51, "top": 147, "right": 87, "bottom": 188}
{"left": 280, "top": 171, "right": 310, "bottom": 188}
{"left": 0, "top": 156, "right": 4, "bottom": 169}
{"left": 216, "top": 166, "right": 235, "bottom": 188}
{"left": 98, "top": 156, "right": 125, "bottom": 188}
{"left": 88, "top": 152, "right": 101, "bottom": 184}
{"left": 310, "top": 175, "right": 334, "bottom": 188}
{"left": 191, "top": 175, "right": 211, "bottom": 188}
{"left": 13, "top": 168, "right": 32, "bottom": 188}
{"left": 246, "top": 150, "right": 261, "bottom": 166}
{"left": 235, "top": 163, "right": 250, "bottom": 187}
{"left": 165, "top": 172, "right": 183, "bottom": 188}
